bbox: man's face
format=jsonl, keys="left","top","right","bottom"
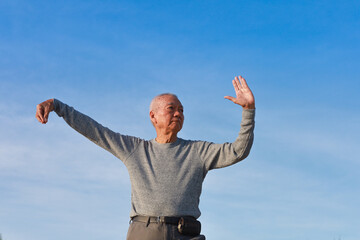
{"left": 151, "top": 95, "right": 184, "bottom": 134}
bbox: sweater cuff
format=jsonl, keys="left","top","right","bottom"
{"left": 53, "top": 98, "right": 63, "bottom": 114}
{"left": 242, "top": 108, "right": 255, "bottom": 120}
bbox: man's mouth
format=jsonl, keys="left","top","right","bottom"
{"left": 171, "top": 119, "right": 182, "bottom": 125}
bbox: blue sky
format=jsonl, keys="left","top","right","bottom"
{"left": 1, "top": 0, "right": 359, "bottom": 239}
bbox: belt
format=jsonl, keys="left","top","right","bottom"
{"left": 131, "top": 216, "right": 195, "bottom": 225}
{"left": 131, "top": 215, "right": 201, "bottom": 236}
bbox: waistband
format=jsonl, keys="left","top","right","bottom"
{"left": 131, "top": 216, "right": 196, "bottom": 225}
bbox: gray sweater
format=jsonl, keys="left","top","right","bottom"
{"left": 53, "top": 99, "right": 255, "bottom": 218}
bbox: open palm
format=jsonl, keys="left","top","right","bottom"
{"left": 224, "top": 76, "right": 255, "bottom": 109}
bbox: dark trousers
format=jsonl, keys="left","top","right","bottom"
{"left": 126, "top": 221, "right": 206, "bottom": 240}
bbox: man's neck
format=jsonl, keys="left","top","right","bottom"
{"left": 155, "top": 134, "right": 178, "bottom": 143}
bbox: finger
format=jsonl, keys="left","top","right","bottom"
{"left": 234, "top": 76, "right": 242, "bottom": 91}
{"left": 36, "top": 113, "right": 46, "bottom": 124}
{"left": 239, "top": 76, "right": 249, "bottom": 89}
{"left": 44, "top": 106, "right": 50, "bottom": 123}
{"left": 232, "top": 79, "right": 239, "bottom": 92}
{"left": 35, "top": 112, "right": 43, "bottom": 123}
{"left": 36, "top": 105, "right": 46, "bottom": 123}
{"left": 36, "top": 109, "right": 44, "bottom": 123}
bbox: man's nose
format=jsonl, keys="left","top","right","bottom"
{"left": 174, "top": 110, "right": 183, "bottom": 118}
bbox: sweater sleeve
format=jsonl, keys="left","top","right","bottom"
{"left": 53, "top": 99, "right": 141, "bottom": 162}
{"left": 198, "top": 109, "right": 255, "bottom": 171}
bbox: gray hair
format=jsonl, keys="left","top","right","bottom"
{"left": 149, "top": 93, "right": 178, "bottom": 112}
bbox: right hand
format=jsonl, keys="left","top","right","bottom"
{"left": 36, "top": 99, "right": 54, "bottom": 124}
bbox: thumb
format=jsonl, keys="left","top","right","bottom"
{"left": 224, "top": 96, "right": 236, "bottom": 102}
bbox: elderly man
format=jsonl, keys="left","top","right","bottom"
{"left": 36, "top": 76, "right": 255, "bottom": 240}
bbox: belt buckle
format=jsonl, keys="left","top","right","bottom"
{"left": 156, "top": 216, "right": 161, "bottom": 223}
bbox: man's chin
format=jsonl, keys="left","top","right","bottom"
{"left": 171, "top": 125, "right": 182, "bottom": 133}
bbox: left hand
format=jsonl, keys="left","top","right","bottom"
{"left": 224, "top": 76, "right": 255, "bottom": 109}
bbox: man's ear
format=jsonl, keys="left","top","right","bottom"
{"left": 149, "top": 111, "right": 157, "bottom": 125}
